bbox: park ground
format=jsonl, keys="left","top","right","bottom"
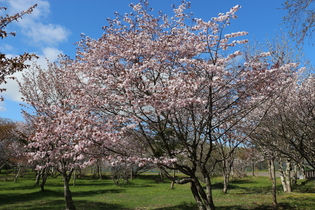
{"left": 0, "top": 172, "right": 315, "bottom": 210}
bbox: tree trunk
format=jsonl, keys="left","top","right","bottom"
{"left": 299, "top": 164, "right": 305, "bottom": 179}
{"left": 14, "top": 165, "right": 21, "bottom": 182}
{"left": 170, "top": 168, "right": 175, "bottom": 189}
{"left": 279, "top": 162, "right": 288, "bottom": 193}
{"left": 40, "top": 168, "right": 49, "bottom": 191}
{"left": 252, "top": 161, "right": 255, "bottom": 176}
{"left": 160, "top": 166, "right": 215, "bottom": 210}
{"left": 188, "top": 177, "right": 216, "bottom": 210}
{"left": 292, "top": 164, "right": 297, "bottom": 185}
{"left": 73, "top": 169, "right": 76, "bottom": 187}
{"left": 190, "top": 182, "right": 206, "bottom": 210}
{"left": 222, "top": 173, "right": 229, "bottom": 194}
{"left": 285, "top": 159, "right": 291, "bottom": 193}
{"left": 270, "top": 159, "right": 277, "bottom": 206}
{"left": 221, "top": 159, "right": 231, "bottom": 194}
{"left": 63, "top": 173, "right": 76, "bottom": 210}
{"left": 98, "top": 165, "right": 102, "bottom": 180}
{"left": 268, "top": 160, "right": 273, "bottom": 180}
{"left": 204, "top": 176, "right": 216, "bottom": 210}
{"left": 35, "top": 170, "right": 40, "bottom": 185}
{"left": 278, "top": 159, "right": 291, "bottom": 193}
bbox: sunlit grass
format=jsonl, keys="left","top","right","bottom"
{"left": 0, "top": 172, "right": 314, "bottom": 209}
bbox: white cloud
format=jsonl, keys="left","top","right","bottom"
{"left": 25, "top": 23, "right": 70, "bottom": 45}
{"left": 1, "top": 48, "right": 63, "bottom": 102}
{"left": 1, "top": 71, "right": 23, "bottom": 102}
{"left": 0, "top": 101, "right": 6, "bottom": 111}
{"left": 43, "top": 47, "right": 63, "bottom": 61}
{"left": 3, "top": 0, "right": 70, "bottom": 46}
{"left": 0, "top": 44, "right": 13, "bottom": 52}
{"left": 6, "top": 0, "right": 49, "bottom": 16}
{"left": 0, "top": 0, "right": 68, "bottom": 103}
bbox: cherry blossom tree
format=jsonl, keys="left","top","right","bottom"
{"left": 20, "top": 1, "right": 302, "bottom": 209}
{"left": 251, "top": 75, "right": 315, "bottom": 170}
{"left": 0, "top": 4, "right": 37, "bottom": 100}
{"left": 57, "top": 1, "right": 299, "bottom": 209}
{"left": 19, "top": 57, "right": 147, "bottom": 210}
{"left": 19, "top": 58, "right": 101, "bottom": 210}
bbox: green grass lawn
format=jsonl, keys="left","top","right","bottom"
{"left": 0, "top": 172, "right": 314, "bottom": 209}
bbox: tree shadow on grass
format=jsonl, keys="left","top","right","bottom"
{"left": 211, "top": 178, "right": 258, "bottom": 191}
{"left": 280, "top": 196, "right": 315, "bottom": 208}
{"left": 292, "top": 181, "right": 315, "bottom": 193}
{"left": 1, "top": 198, "right": 128, "bottom": 210}
{"left": 0, "top": 189, "right": 62, "bottom": 203}
{"left": 152, "top": 202, "right": 296, "bottom": 210}
{"left": 216, "top": 202, "right": 293, "bottom": 210}
{"left": 0, "top": 188, "right": 126, "bottom": 208}
{"left": 0, "top": 184, "right": 39, "bottom": 191}
{"left": 232, "top": 186, "right": 276, "bottom": 194}
{"left": 74, "top": 200, "right": 131, "bottom": 210}
{"left": 230, "top": 179, "right": 255, "bottom": 185}
{"left": 211, "top": 182, "right": 240, "bottom": 190}
{"left": 73, "top": 188, "right": 124, "bottom": 197}
{"left": 154, "top": 201, "right": 197, "bottom": 210}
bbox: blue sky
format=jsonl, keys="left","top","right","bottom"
{"left": 0, "top": 0, "right": 312, "bottom": 121}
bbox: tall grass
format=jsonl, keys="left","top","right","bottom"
{"left": 0, "top": 172, "right": 314, "bottom": 209}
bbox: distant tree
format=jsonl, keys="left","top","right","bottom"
{"left": 0, "top": 118, "right": 16, "bottom": 170}
{"left": 0, "top": 4, "right": 37, "bottom": 100}
{"left": 0, "top": 118, "right": 29, "bottom": 182}
{"left": 254, "top": 77, "right": 315, "bottom": 169}
{"left": 215, "top": 129, "right": 247, "bottom": 194}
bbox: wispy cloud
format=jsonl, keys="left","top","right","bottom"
{"left": 42, "top": 47, "right": 63, "bottom": 61}
{"left": 3, "top": 0, "right": 70, "bottom": 46}
{"left": 0, "top": 0, "right": 69, "bottom": 106}
{"left": 24, "top": 23, "right": 70, "bottom": 45}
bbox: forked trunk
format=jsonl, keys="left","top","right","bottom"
{"left": 40, "top": 170, "right": 48, "bottom": 191}
{"left": 160, "top": 166, "right": 215, "bottom": 210}
{"left": 279, "top": 171, "right": 288, "bottom": 192}
{"left": 204, "top": 176, "right": 215, "bottom": 210}
{"left": 190, "top": 177, "right": 215, "bottom": 210}
{"left": 222, "top": 174, "right": 229, "bottom": 194}
{"left": 190, "top": 182, "right": 206, "bottom": 210}
{"left": 221, "top": 159, "right": 232, "bottom": 194}
{"left": 63, "top": 174, "right": 76, "bottom": 210}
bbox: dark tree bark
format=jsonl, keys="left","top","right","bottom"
{"left": 41, "top": 167, "right": 49, "bottom": 191}
{"left": 62, "top": 170, "right": 76, "bottom": 210}
{"left": 270, "top": 159, "right": 277, "bottom": 207}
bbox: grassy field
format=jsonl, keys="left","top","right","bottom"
{"left": 0, "top": 172, "right": 314, "bottom": 210}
